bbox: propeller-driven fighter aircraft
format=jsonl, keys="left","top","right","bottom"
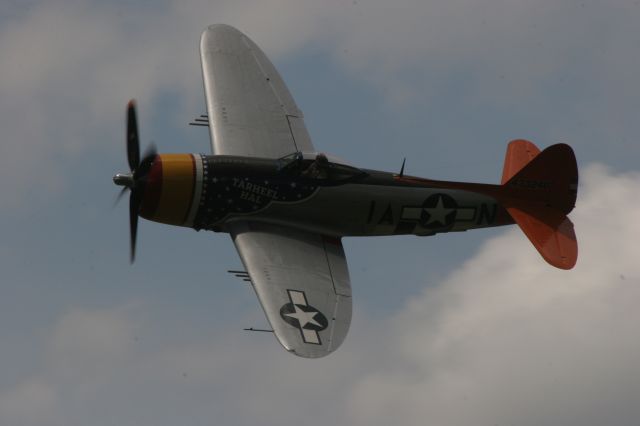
{"left": 114, "top": 24, "right": 578, "bottom": 358}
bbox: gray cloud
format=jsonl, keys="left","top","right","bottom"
{"left": 0, "top": 0, "right": 338, "bottom": 210}
{"left": 346, "top": 164, "right": 640, "bottom": 426}
{"left": 0, "top": 379, "right": 58, "bottom": 426}
{"left": 2, "top": 3, "right": 639, "bottom": 421}
{"left": 2, "top": 165, "right": 639, "bottom": 426}
{"left": 2, "top": 0, "right": 639, "bottom": 210}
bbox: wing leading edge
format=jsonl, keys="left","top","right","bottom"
{"left": 200, "top": 24, "right": 314, "bottom": 158}
{"left": 229, "top": 222, "right": 352, "bottom": 358}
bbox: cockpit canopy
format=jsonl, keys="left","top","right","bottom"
{"left": 277, "top": 152, "right": 366, "bottom": 182}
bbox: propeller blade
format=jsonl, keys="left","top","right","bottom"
{"left": 129, "top": 189, "right": 140, "bottom": 263}
{"left": 126, "top": 100, "right": 140, "bottom": 172}
{"left": 119, "top": 100, "right": 154, "bottom": 263}
{"left": 114, "top": 186, "right": 128, "bottom": 207}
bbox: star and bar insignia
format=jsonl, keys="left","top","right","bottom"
{"left": 279, "top": 290, "right": 328, "bottom": 345}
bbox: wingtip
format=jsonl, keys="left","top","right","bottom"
{"left": 201, "top": 24, "right": 243, "bottom": 38}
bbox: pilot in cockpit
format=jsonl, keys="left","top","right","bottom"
{"left": 301, "top": 153, "right": 329, "bottom": 179}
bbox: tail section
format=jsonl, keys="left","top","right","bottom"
{"left": 501, "top": 139, "right": 541, "bottom": 184}
{"left": 501, "top": 140, "right": 578, "bottom": 270}
{"left": 507, "top": 206, "right": 577, "bottom": 270}
{"left": 504, "top": 142, "right": 578, "bottom": 214}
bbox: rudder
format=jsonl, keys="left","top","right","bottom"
{"left": 504, "top": 143, "right": 578, "bottom": 215}
{"left": 501, "top": 142, "right": 579, "bottom": 269}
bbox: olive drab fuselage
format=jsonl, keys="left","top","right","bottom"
{"left": 139, "top": 153, "right": 514, "bottom": 237}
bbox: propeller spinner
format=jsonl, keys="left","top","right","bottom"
{"left": 113, "top": 100, "right": 157, "bottom": 263}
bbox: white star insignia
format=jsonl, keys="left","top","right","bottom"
{"left": 424, "top": 196, "right": 455, "bottom": 226}
{"left": 285, "top": 304, "right": 321, "bottom": 328}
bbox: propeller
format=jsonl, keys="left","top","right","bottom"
{"left": 113, "top": 100, "right": 157, "bottom": 263}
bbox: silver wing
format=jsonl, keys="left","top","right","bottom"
{"left": 199, "top": 25, "right": 352, "bottom": 357}
{"left": 200, "top": 24, "right": 314, "bottom": 157}
{"left": 230, "top": 222, "right": 352, "bottom": 358}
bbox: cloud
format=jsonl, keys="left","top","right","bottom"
{"left": 2, "top": 164, "right": 639, "bottom": 426}
{"left": 346, "top": 164, "right": 640, "bottom": 426}
{"left": 0, "top": 379, "right": 58, "bottom": 426}
{"left": 0, "top": 306, "right": 140, "bottom": 426}
{"left": 0, "top": 1, "right": 183, "bottom": 209}
{"left": 2, "top": 1, "right": 640, "bottom": 423}
{"left": 2, "top": 0, "right": 639, "bottom": 210}
{"left": 0, "top": 0, "right": 337, "bottom": 211}
{"left": 46, "top": 307, "right": 138, "bottom": 381}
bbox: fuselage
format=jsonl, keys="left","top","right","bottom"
{"left": 138, "top": 153, "right": 514, "bottom": 237}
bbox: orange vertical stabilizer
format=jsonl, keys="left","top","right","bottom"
{"left": 501, "top": 139, "right": 541, "bottom": 184}
{"left": 502, "top": 142, "right": 579, "bottom": 269}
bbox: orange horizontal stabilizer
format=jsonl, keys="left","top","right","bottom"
{"left": 506, "top": 206, "right": 577, "bottom": 270}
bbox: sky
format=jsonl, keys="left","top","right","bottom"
{"left": 1, "top": 0, "right": 640, "bottom": 425}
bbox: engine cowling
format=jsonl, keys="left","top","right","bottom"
{"left": 140, "top": 154, "right": 202, "bottom": 227}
